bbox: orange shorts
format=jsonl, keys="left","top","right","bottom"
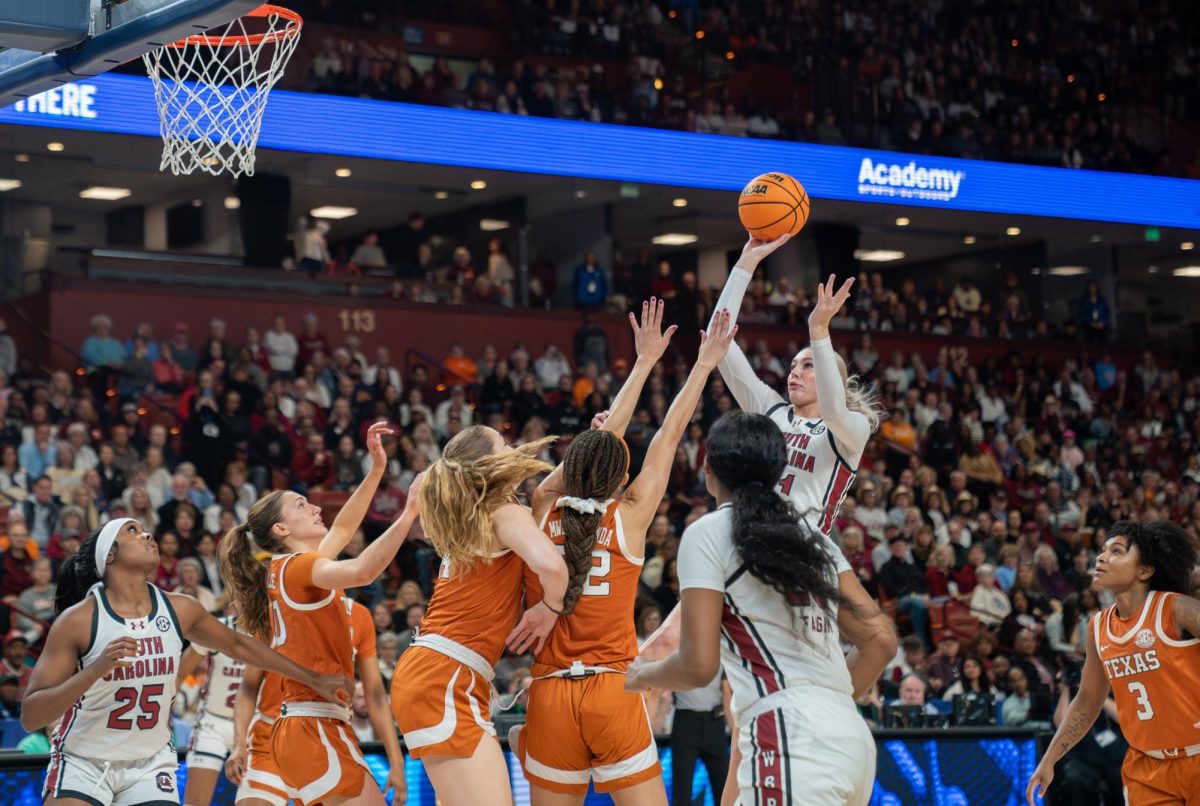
{"left": 1122, "top": 748, "right": 1200, "bottom": 805}
{"left": 236, "top": 718, "right": 294, "bottom": 806}
{"left": 270, "top": 713, "right": 371, "bottom": 806}
{"left": 390, "top": 646, "right": 496, "bottom": 759}
{"left": 515, "top": 672, "right": 661, "bottom": 795}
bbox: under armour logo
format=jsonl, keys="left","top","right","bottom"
{"left": 130, "top": 620, "right": 146, "bottom": 631}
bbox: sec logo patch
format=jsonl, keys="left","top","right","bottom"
{"left": 155, "top": 616, "right": 171, "bottom": 633}
{"left": 1135, "top": 628, "right": 1155, "bottom": 649}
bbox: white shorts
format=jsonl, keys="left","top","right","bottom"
{"left": 735, "top": 688, "right": 875, "bottom": 806}
{"left": 186, "top": 712, "right": 235, "bottom": 772}
{"left": 43, "top": 744, "right": 179, "bottom": 805}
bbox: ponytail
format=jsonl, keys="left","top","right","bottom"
{"left": 56, "top": 525, "right": 109, "bottom": 614}
{"left": 558, "top": 430, "right": 629, "bottom": 614}
{"left": 220, "top": 491, "right": 286, "bottom": 641}
{"left": 830, "top": 350, "right": 884, "bottom": 433}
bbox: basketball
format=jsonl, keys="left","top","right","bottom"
{"left": 738, "top": 172, "right": 811, "bottom": 241}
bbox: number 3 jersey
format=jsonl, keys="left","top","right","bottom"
{"left": 54, "top": 583, "right": 184, "bottom": 761}
{"left": 527, "top": 499, "right": 642, "bottom": 675}
{"left": 1095, "top": 590, "right": 1200, "bottom": 754}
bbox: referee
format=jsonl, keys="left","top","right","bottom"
{"left": 669, "top": 671, "right": 729, "bottom": 806}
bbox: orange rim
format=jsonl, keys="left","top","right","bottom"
{"left": 166, "top": 4, "right": 302, "bottom": 47}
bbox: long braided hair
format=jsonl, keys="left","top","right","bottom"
{"left": 559, "top": 430, "right": 630, "bottom": 614}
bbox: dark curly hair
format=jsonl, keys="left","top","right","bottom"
{"left": 56, "top": 526, "right": 109, "bottom": 615}
{"left": 558, "top": 430, "right": 629, "bottom": 615}
{"left": 1110, "top": 519, "right": 1196, "bottom": 594}
{"left": 705, "top": 411, "right": 844, "bottom": 617}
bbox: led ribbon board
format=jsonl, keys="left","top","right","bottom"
{"left": 2, "top": 74, "right": 1198, "bottom": 229}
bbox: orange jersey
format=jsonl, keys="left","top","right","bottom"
{"left": 1095, "top": 590, "right": 1200, "bottom": 754}
{"left": 419, "top": 548, "right": 525, "bottom": 666}
{"left": 267, "top": 552, "right": 354, "bottom": 703}
{"left": 526, "top": 500, "right": 642, "bottom": 674}
{"left": 257, "top": 672, "right": 284, "bottom": 720}
{"left": 348, "top": 599, "right": 377, "bottom": 663}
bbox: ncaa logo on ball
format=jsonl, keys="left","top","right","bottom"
{"left": 1135, "top": 628, "right": 1155, "bottom": 649}
{"left": 741, "top": 183, "right": 769, "bottom": 197}
{"left": 156, "top": 616, "right": 171, "bottom": 633}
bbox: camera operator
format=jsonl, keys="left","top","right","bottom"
{"left": 1049, "top": 662, "right": 1126, "bottom": 805}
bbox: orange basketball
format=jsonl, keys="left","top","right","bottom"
{"left": 738, "top": 172, "right": 811, "bottom": 241}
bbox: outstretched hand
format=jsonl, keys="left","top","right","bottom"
{"left": 697, "top": 309, "right": 739, "bottom": 369}
{"left": 808, "top": 274, "right": 855, "bottom": 339}
{"left": 629, "top": 297, "right": 677, "bottom": 363}
{"left": 365, "top": 420, "right": 395, "bottom": 473}
{"left": 736, "top": 233, "right": 791, "bottom": 272}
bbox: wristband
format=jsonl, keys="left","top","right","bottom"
{"left": 542, "top": 598, "right": 566, "bottom": 616}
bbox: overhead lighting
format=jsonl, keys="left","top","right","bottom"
{"left": 1048, "top": 266, "right": 1089, "bottom": 276}
{"left": 1173, "top": 266, "right": 1200, "bottom": 278}
{"left": 853, "top": 249, "right": 906, "bottom": 262}
{"left": 0, "top": 179, "right": 20, "bottom": 192}
{"left": 962, "top": 235, "right": 976, "bottom": 245}
{"left": 1006, "top": 226, "right": 1021, "bottom": 236}
{"left": 79, "top": 186, "right": 131, "bottom": 200}
{"left": 335, "top": 167, "right": 352, "bottom": 178}
{"left": 1183, "top": 242, "right": 1195, "bottom": 251}
{"left": 575, "top": 190, "right": 587, "bottom": 199}
{"left": 479, "top": 218, "right": 510, "bottom": 231}
{"left": 653, "top": 78, "right": 663, "bottom": 90}
{"left": 1089, "top": 234, "right": 1103, "bottom": 243}
{"left": 651, "top": 233, "right": 698, "bottom": 246}
{"left": 894, "top": 217, "right": 910, "bottom": 227}
{"left": 433, "top": 191, "right": 449, "bottom": 200}
{"left": 309, "top": 205, "right": 357, "bottom": 219}
{"left": 190, "top": 198, "right": 204, "bottom": 207}
{"left": 224, "top": 196, "right": 241, "bottom": 210}
{"left": 1148, "top": 265, "right": 1159, "bottom": 274}
{"left": 470, "top": 180, "right": 487, "bottom": 190}
{"left": 672, "top": 198, "right": 688, "bottom": 208}
{"left": 46, "top": 142, "right": 64, "bottom": 152}
{"left": 13, "top": 154, "right": 29, "bottom": 163}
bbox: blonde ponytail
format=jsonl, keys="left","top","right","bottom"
{"left": 831, "top": 351, "right": 884, "bottom": 434}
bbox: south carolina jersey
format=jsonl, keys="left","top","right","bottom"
{"left": 763, "top": 403, "right": 858, "bottom": 533}
{"left": 421, "top": 548, "right": 525, "bottom": 666}
{"left": 54, "top": 583, "right": 185, "bottom": 761}
{"left": 193, "top": 615, "right": 245, "bottom": 720}
{"left": 527, "top": 499, "right": 642, "bottom": 674}
{"left": 1095, "top": 590, "right": 1200, "bottom": 754}
{"left": 267, "top": 552, "right": 354, "bottom": 703}
{"left": 676, "top": 506, "right": 853, "bottom": 720}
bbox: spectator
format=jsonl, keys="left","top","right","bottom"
{"left": 350, "top": 231, "right": 388, "bottom": 273}
{"left": 164, "top": 321, "right": 198, "bottom": 375}
{"left": 1000, "top": 666, "right": 1050, "bottom": 728}
{"left": 297, "top": 218, "right": 332, "bottom": 273}
{"left": 441, "top": 344, "right": 477, "bottom": 386}
{"left": 877, "top": 532, "right": 930, "bottom": 646}
{"left": 80, "top": 314, "right": 125, "bottom": 394}
{"left": 263, "top": 315, "right": 299, "bottom": 375}
{"left": 573, "top": 250, "right": 608, "bottom": 309}
{"left": 942, "top": 654, "right": 1001, "bottom": 703}
{"left": 18, "top": 476, "right": 60, "bottom": 550}
{"left": 177, "top": 557, "right": 217, "bottom": 610}
{"left": 970, "top": 564, "right": 1012, "bottom": 627}
{"left": 0, "top": 631, "right": 31, "bottom": 695}
{"left": 925, "top": 631, "right": 962, "bottom": 697}
{"left": 534, "top": 343, "right": 572, "bottom": 390}
{"left": 1079, "top": 282, "right": 1111, "bottom": 344}
{"left": 18, "top": 423, "right": 57, "bottom": 478}
{"left": 891, "top": 673, "right": 940, "bottom": 717}
{"left": 0, "top": 317, "right": 16, "bottom": 377}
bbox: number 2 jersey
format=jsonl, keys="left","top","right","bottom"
{"left": 54, "top": 583, "right": 185, "bottom": 761}
{"left": 192, "top": 615, "right": 246, "bottom": 720}
{"left": 1095, "top": 590, "right": 1200, "bottom": 754}
{"left": 526, "top": 499, "right": 642, "bottom": 675}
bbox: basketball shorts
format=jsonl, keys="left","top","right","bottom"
{"left": 186, "top": 711, "right": 234, "bottom": 771}
{"left": 235, "top": 718, "right": 295, "bottom": 806}
{"left": 734, "top": 688, "right": 874, "bottom": 806}
{"left": 391, "top": 645, "right": 496, "bottom": 759}
{"left": 270, "top": 712, "right": 372, "bottom": 806}
{"left": 1122, "top": 747, "right": 1200, "bottom": 805}
{"left": 514, "top": 672, "right": 660, "bottom": 795}
{"left": 43, "top": 744, "right": 179, "bottom": 805}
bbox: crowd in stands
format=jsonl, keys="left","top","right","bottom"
{"left": 0, "top": 270, "right": 1197, "bottom": 762}
{"left": 293, "top": 0, "right": 1200, "bottom": 177}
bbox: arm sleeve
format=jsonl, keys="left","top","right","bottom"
{"left": 676, "top": 520, "right": 728, "bottom": 593}
{"left": 710, "top": 268, "right": 785, "bottom": 414}
{"left": 810, "top": 337, "right": 870, "bottom": 461}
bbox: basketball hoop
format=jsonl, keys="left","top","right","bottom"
{"left": 142, "top": 4, "right": 302, "bottom": 178}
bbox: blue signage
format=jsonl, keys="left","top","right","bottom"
{"left": 1, "top": 73, "right": 1198, "bottom": 229}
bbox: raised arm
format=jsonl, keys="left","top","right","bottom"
{"left": 311, "top": 474, "right": 423, "bottom": 590}
{"left": 621, "top": 310, "right": 739, "bottom": 543}
{"left": 532, "top": 299, "right": 675, "bottom": 521}
{"left": 1026, "top": 618, "right": 1111, "bottom": 804}
{"left": 711, "top": 236, "right": 790, "bottom": 414}
{"left": 21, "top": 603, "right": 139, "bottom": 731}
{"left": 225, "top": 665, "right": 264, "bottom": 785}
{"left": 317, "top": 421, "right": 394, "bottom": 558}
{"left": 808, "top": 275, "right": 871, "bottom": 459}
{"left": 498, "top": 503, "right": 569, "bottom": 655}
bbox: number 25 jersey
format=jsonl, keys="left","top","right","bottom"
{"left": 54, "top": 583, "right": 184, "bottom": 761}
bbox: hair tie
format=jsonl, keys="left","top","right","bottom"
{"left": 745, "top": 481, "right": 765, "bottom": 490}
{"left": 557, "top": 496, "right": 607, "bottom": 515}
{"left": 245, "top": 529, "right": 273, "bottom": 562}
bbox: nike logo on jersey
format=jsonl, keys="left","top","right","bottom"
{"left": 1099, "top": 644, "right": 1110, "bottom": 652}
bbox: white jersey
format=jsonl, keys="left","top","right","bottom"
{"left": 677, "top": 506, "right": 853, "bottom": 721}
{"left": 192, "top": 615, "right": 245, "bottom": 720}
{"left": 54, "top": 583, "right": 185, "bottom": 761}
{"left": 711, "top": 267, "right": 869, "bottom": 534}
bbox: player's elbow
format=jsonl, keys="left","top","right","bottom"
{"left": 683, "top": 654, "right": 721, "bottom": 689}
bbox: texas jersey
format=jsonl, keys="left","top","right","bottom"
{"left": 421, "top": 548, "right": 525, "bottom": 666}
{"left": 267, "top": 552, "right": 354, "bottom": 704}
{"left": 528, "top": 499, "right": 642, "bottom": 674}
{"left": 193, "top": 615, "right": 245, "bottom": 720}
{"left": 1095, "top": 590, "right": 1200, "bottom": 754}
{"left": 55, "top": 583, "right": 185, "bottom": 761}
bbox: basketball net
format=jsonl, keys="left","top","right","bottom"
{"left": 142, "top": 4, "right": 302, "bottom": 178}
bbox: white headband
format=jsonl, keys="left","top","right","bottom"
{"left": 95, "top": 518, "right": 135, "bottom": 577}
